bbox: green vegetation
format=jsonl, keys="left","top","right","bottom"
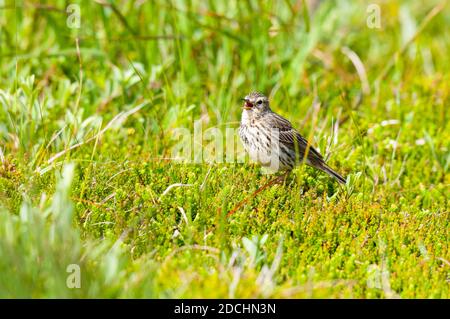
{"left": 0, "top": 0, "right": 448, "bottom": 298}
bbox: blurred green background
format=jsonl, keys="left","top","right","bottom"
{"left": 0, "top": 0, "right": 448, "bottom": 298}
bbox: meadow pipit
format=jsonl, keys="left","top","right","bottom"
{"left": 239, "top": 91, "right": 346, "bottom": 184}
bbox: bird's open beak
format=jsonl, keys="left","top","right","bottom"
{"left": 242, "top": 98, "right": 253, "bottom": 110}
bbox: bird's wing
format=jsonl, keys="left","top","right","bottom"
{"left": 265, "top": 112, "right": 324, "bottom": 161}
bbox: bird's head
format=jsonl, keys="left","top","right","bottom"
{"left": 242, "top": 91, "right": 270, "bottom": 114}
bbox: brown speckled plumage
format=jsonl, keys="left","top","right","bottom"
{"left": 239, "top": 92, "right": 346, "bottom": 184}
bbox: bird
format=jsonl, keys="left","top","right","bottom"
{"left": 238, "top": 91, "right": 346, "bottom": 184}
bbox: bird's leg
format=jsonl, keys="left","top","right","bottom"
{"left": 274, "top": 170, "right": 290, "bottom": 185}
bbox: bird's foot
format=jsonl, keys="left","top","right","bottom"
{"left": 274, "top": 171, "right": 290, "bottom": 185}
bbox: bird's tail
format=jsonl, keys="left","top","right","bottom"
{"left": 318, "top": 163, "right": 346, "bottom": 184}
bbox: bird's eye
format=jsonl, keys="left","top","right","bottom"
{"left": 257, "top": 100, "right": 263, "bottom": 105}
